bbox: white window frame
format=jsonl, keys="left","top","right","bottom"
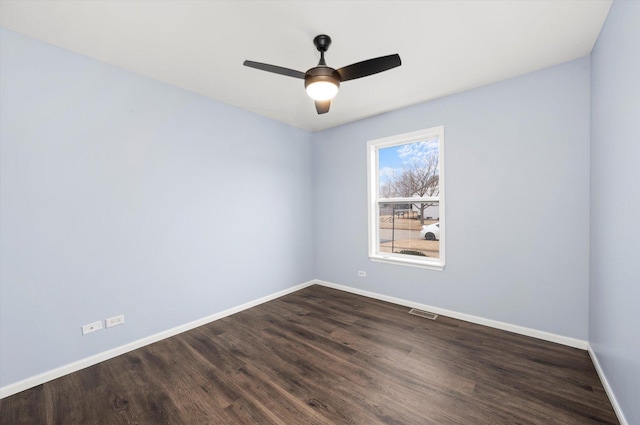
{"left": 367, "top": 126, "right": 445, "bottom": 270}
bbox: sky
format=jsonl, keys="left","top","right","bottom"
{"left": 378, "top": 138, "right": 439, "bottom": 182}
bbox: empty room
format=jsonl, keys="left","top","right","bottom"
{"left": 0, "top": 1, "right": 638, "bottom": 424}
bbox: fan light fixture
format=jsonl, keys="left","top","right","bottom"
{"left": 305, "top": 80, "right": 339, "bottom": 101}
{"left": 304, "top": 66, "right": 341, "bottom": 101}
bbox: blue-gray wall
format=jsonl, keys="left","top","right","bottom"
{"left": 313, "top": 57, "right": 591, "bottom": 340}
{"left": 0, "top": 29, "right": 314, "bottom": 387}
{"left": 2, "top": 7, "right": 638, "bottom": 422}
{"left": 590, "top": 1, "right": 640, "bottom": 423}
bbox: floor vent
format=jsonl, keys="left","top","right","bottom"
{"left": 409, "top": 309, "right": 438, "bottom": 320}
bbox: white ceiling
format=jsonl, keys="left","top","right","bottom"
{"left": 0, "top": 0, "right": 612, "bottom": 132}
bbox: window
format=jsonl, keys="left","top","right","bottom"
{"left": 367, "top": 126, "right": 445, "bottom": 270}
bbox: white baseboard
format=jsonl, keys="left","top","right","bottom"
{"left": 313, "top": 279, "right": 589, "bottom": 350}
{"left": 0, "top": 278, "right": 593, "bottom": 400}
{"left": 0, "top": 280, "right": 316, "bottom": 399}
{"left": 588, "top": 345, "right": 628, "bottom": 425}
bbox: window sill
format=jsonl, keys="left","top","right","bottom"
{"left": 369, "top": 255, "right": 445, "bottom": 271}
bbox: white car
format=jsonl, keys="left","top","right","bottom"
{"left": 420, "top": 223, "right": 440, "bottom": 240}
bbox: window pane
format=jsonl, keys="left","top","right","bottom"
{"left": 378, "top": 138, "right": 440, "bottom": 198}
{"left": 379, "top": 202, "right": 440, "bottom": 259}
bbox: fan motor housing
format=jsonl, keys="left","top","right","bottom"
{"left": 304, "top": 66, "right": 341, "bottom": 89}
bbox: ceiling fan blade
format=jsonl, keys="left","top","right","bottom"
{"left": 243, "top": 60, "right": 306, "bottom": 79}
{"left": 336, "top": 54, "right": 401, "bottom": 82}
{"left": 315, "top": 100, "right": 331, "bottom": 114}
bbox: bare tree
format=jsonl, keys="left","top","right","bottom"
{"left": 385, "top": 152, "right": 439, "bottom": 225}
{"left": 379, "top": 181, "right": 394, "bottom": 198}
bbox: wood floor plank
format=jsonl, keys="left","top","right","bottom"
{"left": 0, "top": 285, "right": 619, "bottom": 424}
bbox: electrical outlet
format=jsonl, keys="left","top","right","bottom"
{"left": 106, "top": 314, "right": 125, "bottom": 328}
{"left": 81, "top": 320, "right": 103, "bottom": 335}
{"left": 358, "top": 271, "right": 366, "bottom": 277}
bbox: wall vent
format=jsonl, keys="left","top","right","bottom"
{"left": 409, "top": 308, "right": 438, "bottom": 320}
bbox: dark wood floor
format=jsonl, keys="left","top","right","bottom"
{"left": 0, "top": 285, "right": 618, "bottom": 424}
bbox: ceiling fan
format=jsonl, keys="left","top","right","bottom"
{"left": 243, "top": 34, "right": 401, "bottom": 115}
